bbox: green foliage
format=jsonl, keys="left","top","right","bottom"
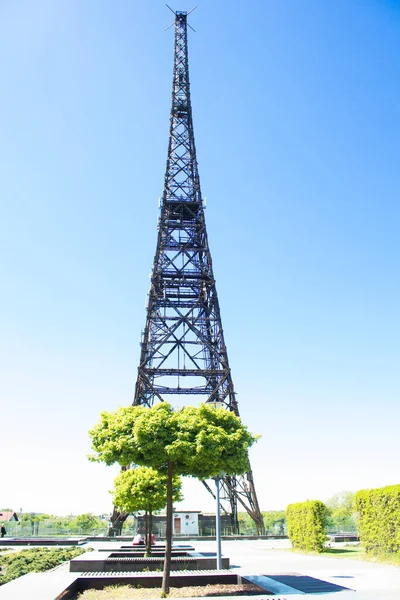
{"left": 237, "top": 511, "right": 255, "bottom": 533}
{"left": 53, "top": 518, "right": 72, "bottom": 530}
{"left": 168, "top": 403, "right": 257, "bottom": 478}
{"left": 3, "top": 515, "right": 108, "bottom": 538}
{"left": 21, "top": 513, "right": 35, "bottom": 522}
{"left": 0, "top": 547, "right": 85, "bottom": 586}
{"left": 327, "top": 491, "right": 355, "bottom": 513}
{"left": 325, "top": 491, "right": 356, "bottom": 532}
{"left": 112, "top": 466, "right": 182, "bottom": 513}
{"left": 122, "top": 516, "right": 135, "bottom": 530}
{"left": 263, "top": 510, "right": 286, "bottom": 534}
{"left": 21, "top": 513, "right": 52, "bottom": 523}
{"left": 89, "top": 405, "right": 148, "bottom": 467}
{"left": 287, "top": 500, "right": 328, "bottom": 552}
{"left": 89, "top": 402, "right": 257, "bottom": 478}
{"left": 237, "top": 510, "right": 286, "bottom": 535}
{"left": 89, "top": 401, "right": 258, "bottom": 593}
{"left": 355, "top": 484, "right": 400, "bottom": 556}
{"left": 74, "top": 513, "right": 102, "bottom": 532}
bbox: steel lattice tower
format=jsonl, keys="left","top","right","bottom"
{"left": 133, "top": 10, "right": 264, "bottom": 534}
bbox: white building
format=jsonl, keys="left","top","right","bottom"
{"left": 173, "top": 510, "right": 200, "bottom": 536}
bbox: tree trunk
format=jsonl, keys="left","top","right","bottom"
{"left": 145, "top": 510, "right": 149, "bottom": 549}
{"left": 146, "top": 509, "right": 153, "bottom": 556}
{"left": 162, "top": 460, "right": 174, "bottom": 595}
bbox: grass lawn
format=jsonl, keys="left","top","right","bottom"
{"left": 285, "top": 545, "right": 400, "bottom": 567}
{"left": 324, "top": 546, "right": 366, "bottom": 560}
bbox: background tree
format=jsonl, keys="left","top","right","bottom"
{"left": 21, "top": 513, "right": 35, "bottom": 522}
{"left": 74, "top": 513, "right": 102, "bottom": 533}
{"left": 325, "top": 491, "right": 356, "bottom": 532}
{"left": 238, "top": 509, "right": 286, "bottom": 535}
{"left": 53, "top": 518, "right": 71, "bottom": 533}
{"left": 237, "top": 511, "right": 254, "bottom": 534}
{"left": 112, "top": 466, "right": 182, "bottom": 554}
{"left": 89, "top": 402, "right": 258, "bottom": 594}
{"left": 21, "top": 513, "right": 51, "bottom": 535}
{"left": 263, "top": 510, "right": 286, "bottom": 535}
{"left": 123, "top": 515, "right": 135, "bottom": 531}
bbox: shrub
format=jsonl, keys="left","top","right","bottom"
{"left": 355, "top": 484, "right": 400, "bottom": 556}
{"left": 287, "top": 500, "right": 327, "bottom": 552}
{"left": 0, "top": 547, "right": 86, "bottom": 586}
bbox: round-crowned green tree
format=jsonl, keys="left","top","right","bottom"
{"left": 89, "top": 402, "right": 258, "bottom": 594}
{"left": 74, "top": 513, "right": 102, "bottom": 534}
{"left": 112, "top": 466, "right": 182, "bottom": 554}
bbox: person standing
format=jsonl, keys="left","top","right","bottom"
{"left": 1, "top": 524, "right": 6, "bottom": 538}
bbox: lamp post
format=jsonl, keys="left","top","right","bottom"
{"left": 215, "top": 477, "right": 222, "bottom": 569}
{"left": 208, "top": 401, "right": 226, "bottom": 570}
{"left": 214, "top": 470, "right": 225, "bottom": 570}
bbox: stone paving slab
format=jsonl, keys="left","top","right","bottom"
{"left": 0, "top": 538, "right": 85, "bottom": 546}
{"left": 0, "top": 570, "right": 77, "bottom": 600}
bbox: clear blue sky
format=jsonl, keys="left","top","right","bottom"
{"left": 1, "top": 0, "right": 399, "bottom": 516}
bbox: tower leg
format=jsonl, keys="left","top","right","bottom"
{"left": 108, "top": 506, "right": 128, "bottom": 537}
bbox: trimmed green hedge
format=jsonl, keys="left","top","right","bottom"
{"left": 0, "top": 547, "right": 87, "bottom": 586}
{"left": 287, "top": 500, "right": 327, "bottom": 552}
{"left": 355, "top": 484, "right": 400, "bottom": 556}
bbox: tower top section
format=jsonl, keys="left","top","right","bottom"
{"left": 166, "top": 5, "right": 198, "bottom": 29}
{"left": 162, "top": 5, "right": 200, "bottom": 206}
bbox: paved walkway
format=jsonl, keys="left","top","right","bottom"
{"left": 0, "top": 565, "right": 76, "bottom": 600}
{"left": 83, "top": 538, "right": 400, "bottom": 599}
{"left": 1, "top": 538, "right": 399, "bottom": 599}
{"left": 200, "top": 538, "right": 400, "bottom": 599}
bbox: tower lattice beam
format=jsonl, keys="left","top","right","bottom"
{"left": 132, "top": 10, "right": 264, "bottom": 535}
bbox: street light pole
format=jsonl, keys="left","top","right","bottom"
{"left": 215, "top": 476, "right": 222, "bottom": 569}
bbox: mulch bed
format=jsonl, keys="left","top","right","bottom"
{"left": 76, "top": 582, "right": 270, "bottom": 598}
